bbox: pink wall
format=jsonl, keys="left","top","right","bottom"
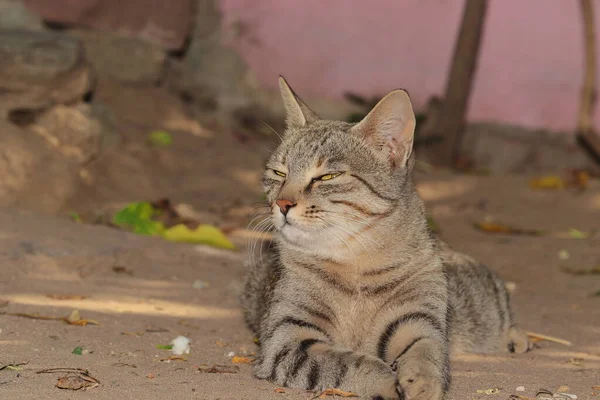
{"left": 219, "top": 0, "right": 599, "bottom": 133}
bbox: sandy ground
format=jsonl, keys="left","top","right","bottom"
{"left": 1, "top": 170, "right": 600, "bottom": 400}
{"left": 1, "top": 79, "right": 599, "bottom": 399}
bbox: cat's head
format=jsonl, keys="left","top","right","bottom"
{"left": 263, "top": 77, "right": 418, "bottom": 257}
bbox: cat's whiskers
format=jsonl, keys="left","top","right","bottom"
{"left": 248, "top": 217, "right": 275, "bottom": 269}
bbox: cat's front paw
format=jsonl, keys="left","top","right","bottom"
{"left": 396, "top": 364, "right": 444, "bottom": 400}
{"left": 507, "top": 326, "right": 532, "bottom": 354}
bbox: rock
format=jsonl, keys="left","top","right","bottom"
{"left": 0, "top": 30, "right": 94, "bottom": 114}
{"left": 0, "top": 119, "right": 78, "bottom": 213}
{"left": 32, "top": 103, "right": 106, "bottom": 163}
{"left": 72, "top": 30, "right": 166, "bottom": 84}
{"left": 461, "top": 122, "right": 599, "bottom": 173}
{"left": 0, "top": 0, "right": 45, "bottom": 30}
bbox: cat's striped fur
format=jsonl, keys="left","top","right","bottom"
{"left": 241, "top": 77, "right": 530, "bottom": 400}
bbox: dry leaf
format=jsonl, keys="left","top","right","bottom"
{"left": 480, "top": 388, "right": 500, "bottom": 395}
{"left": 46, "top": 294, "right": 87, "bottom": 301}
{"left": 530, "top": 175, "right": 566, "bottom": 190}
{"left": 560, "top": 265, "right": 600, "bottom": 275}
{"left": 146, "top": 373, "right": 155, "bottom": 379}
{"left": 231, "top": 356, "right": 253, "bottom": 364}
{"left": 557, "top": 386, "right": 569, "bottom": 392}
{"left": 215, "top": 340, "right": 228, "bottom": 347}
{"left": 0, "top": 362, "right": 28, "bottom": 371}
{"left": 111, "top": 363, "right": 137, "bottom": 368}
{"left": 315, "top": 388, "right": 359, "bottom": 398}
{"left": 274, "top": 388, "right": 286, "bottom": 393}
{"left": 37, "top": 368, "right": 99, "bottom": 391}
{"left": 121, "top": 331, "right": 144, "bottom": 336}
{"left": 112, "top": 265, "right": 133, "bottom": 275}
{"left": 159, "top": 356, "right": 187, "bottom": 362}
{"left": 198, "top": 364, "right": 239, "bottom": 374}
{"left": 64, "top": 309, "right": 99, "bottom": 326}
{"left": 474, "top": 222, "right": 543, "bottom": 236}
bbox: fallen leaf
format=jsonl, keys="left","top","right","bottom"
{"left": 161, "top": 224, "right": 235, "bottom": 249}
{"left": 476, "top": 388, "right": 500, "bottom": 395}
{"left": 121, "top": 331, "right": 144, "bottom": 336}
{"left": 315, "top": 388, "right": 359, "bottom": 398}
{"left": 37, "top": 368, "right": 99, "bottom": 391}
{"left": 274, "top": 388, "right": 286, "bottom": 393}
{"left": 155, "top": 344, "right": 173, "bottom": 350}
{"left": 0, "top": 362, "right": 28, "bottom": 371}
{"left": 148, "top": 130, "right": 173, "bottom": 147}
{"left": 111, "top": 363, "right": 137, "bottom": 368}
{"left": 231, "top": 356, "right": 253, "bottom": 364}
{"left": 215, "top": 340, "right": 228, "bottom": 347}
{"left": 560, "top": 265, "right": 600, "bottom": 275}
{"left": 46, "top": 294, "right": 87, "bottom": 301}
{"left": 557, "top": 386, "right": 569, "bottom": 392}
{"left": 70, "top": 212, "right": 83, "bottom": 223}
{"left": 159, "top": 356, "right": 187, "bottom": 362}
{"left": 64, "top": 309, "right": 100, "bottom": 326}
{"left": 112, "top": 265, "right": 133, "bottom": 275}
{"left": 113, "top": 202, "right": 165, "bottom": 236}
{"left": 146, "top": 373, "right": 155, "bottom": 379}
{"left": 530, "top": 175, "right": 566, "bottom": 190}
{"left": 567, "top": 357, "right": 585, "bottom": 367}
{"left": 198, "top": 364, "right": 239, "bottom": 374}
{"left": 72, "top": 347, "right": 83, "bottom": 356}
{"left": 474, "top": 221, "right": 544, "bottom": 236}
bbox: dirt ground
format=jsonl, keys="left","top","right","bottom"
{"left": 1, "top": 82, "right": 600, "bottom": 400}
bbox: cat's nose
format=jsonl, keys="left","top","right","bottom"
{"left": 275, "top": 199, "right": 296, "bottom": 216}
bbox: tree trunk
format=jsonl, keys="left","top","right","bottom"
{"left": 423, "top": 0, "right": 488, "bottom": 167}
{"left": 577, "top": 0, "right": 600, "bottom": 159}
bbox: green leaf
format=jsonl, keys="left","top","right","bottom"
{"left": 70, "top": 212, "right": 82, "bottom": 223}
{"left": 155, "top": 344, "right": 173, "bottom": 350}
{"left": 568, "top": 228, "right": 590, "bottom": 239}
{"left": 113, "top": 202, "right": 165, "bottom": 235}
{"left": 72, "top": 346, "right": 83, "bottom": 355}
{"left": 148, "top": 130, "right": 173, "bottom": 147}
{"left": 161, "top": 224, "right": 235, "bottom": 249}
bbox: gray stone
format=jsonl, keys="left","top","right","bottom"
{"left": 0, "top": 0, "right": 44, "bottom": 31}
{"left": 0, "top": 30, "right": 94, "bottom": 114}
{"left": 72, "top": 30, "right": 166, "bottom": 84}
{"left": 461, "top": 122, "right": 599, "bottom": 173}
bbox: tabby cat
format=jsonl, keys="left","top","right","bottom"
{"left": 241, "top": 77, "right": 531, "bottom": 400}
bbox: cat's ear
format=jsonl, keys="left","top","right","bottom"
{"left": 351, "top": 89, "right": 416, "bottom": 167}
{"left": 278, "top": 76, "right": 319, "bottom": 128}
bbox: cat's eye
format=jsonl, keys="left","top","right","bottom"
{"left": 273, "top": 170, "right": 286, "bottom": 178}
{"left": 319, "top": 173, "right": 341, "bottom": 181}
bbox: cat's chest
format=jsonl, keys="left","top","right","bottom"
{"left": 329, "top": 294, "right": 384, "bottom": 350}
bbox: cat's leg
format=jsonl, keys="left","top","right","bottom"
{"left": 379, "top": 319, "right": 450, "bottom": 400}
{"left": 254, "top": 327, "right": 402, "bottom": 400}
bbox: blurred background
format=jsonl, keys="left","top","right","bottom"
{"left": 1, "top": 1, "right": 599, "bottom": 398}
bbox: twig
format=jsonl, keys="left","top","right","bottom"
{"left": 526, "top": 331, "right": 572, "bottom": 346}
